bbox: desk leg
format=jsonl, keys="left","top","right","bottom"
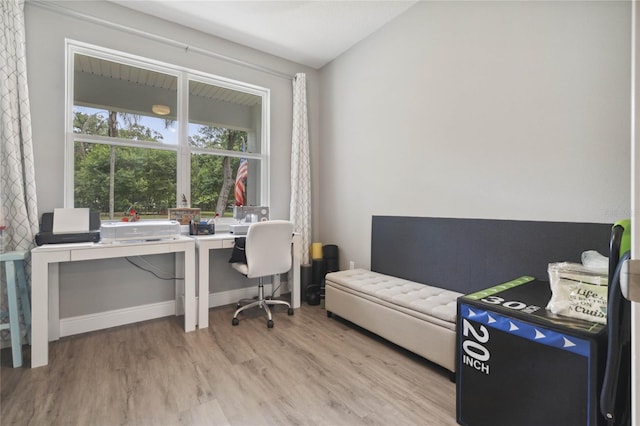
{"left": 292, "top": 235, "right": 301, "bottom": 309}
{"left": 175, "top": 252, "right": 185, "bottom": 317}
{"left": 197, "top": 246, "right": 209, "bottom": 329}
{"left": 183, "top": 245, "right": 196, "bottom": 332}
{"left": 30, "top": 252, "right": 49, "bottom": 368}
{"left": 48, "top": 263, "right": 60, "bottom": 341}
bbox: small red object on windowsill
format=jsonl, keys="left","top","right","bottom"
{"left": 122, "top": 207, "right": 140, "bottom": 222}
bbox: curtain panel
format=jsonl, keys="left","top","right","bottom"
{"left": 290, "top": 73, "right": 311, "bottom": 265}
{"left": 1, "top": 0, "right": 38, "bottom": 253}
{"left": 1, "top": 0, "right": 38, "bottom": 348}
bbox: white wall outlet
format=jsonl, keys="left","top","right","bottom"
{"left": 349, "top": 261, "right": 355, "bottom": 270}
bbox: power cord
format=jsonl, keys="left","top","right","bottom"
{"left": 125, "top": 256, "right": 184, "bottom": 280}
{"left": 270, "top": 282, "right": 282, "bottom": 298}
{"left": 269, "top": 274, "right": 291, "bottom": 298}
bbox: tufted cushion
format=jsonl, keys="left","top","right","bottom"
{"left": 325, "top": 269, "right": 462, "bottom": 324}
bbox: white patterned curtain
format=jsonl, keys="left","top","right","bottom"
{"left": 1, "top": 0, "right": 38, "bottom": 347}
{"left": 0, "top": 0, "right": 38, "bottom": 253}
{"left": 290, "top": 73, "right": 311, "bottom": 265}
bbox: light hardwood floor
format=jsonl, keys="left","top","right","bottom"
{"left": 1, "top": 302, "right": 457, "bottom": 426}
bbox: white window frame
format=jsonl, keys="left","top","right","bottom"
{"left": 64, "top": 39, "right": 270, "bottom": 210}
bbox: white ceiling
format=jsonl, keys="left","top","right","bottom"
{"left": 111, "top": 0, "right": 418, "bottom": 69}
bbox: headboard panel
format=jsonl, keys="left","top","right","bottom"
{"left": 371, "top": 216, "right": 612, "bottom": 295}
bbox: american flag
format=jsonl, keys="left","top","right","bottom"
{"left": 234, "top": 158, "right": 248, "bottom": 206}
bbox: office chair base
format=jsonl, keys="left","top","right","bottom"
{"left": 232, "top": 297, "right": 294, "bottom": 328}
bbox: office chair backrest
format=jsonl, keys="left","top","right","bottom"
{"left": 244, "top": 220, "right": 294, "bottom": 279}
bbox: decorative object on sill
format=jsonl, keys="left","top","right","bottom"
{"left": 168, "top": 207, "right": 201, "bottom": 225}
{"left": 122, "top": 206, "right": 140, "bottom": 222}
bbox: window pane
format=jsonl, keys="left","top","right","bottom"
{"left": 189, "top": 125, "right": 247, "bottom": 151}
{"left": 73, "top": 106, "right": 178, "bottom": 143}
{"left": 188, "top": 80, "right": 262, "bottom": 154}
{"left": 188, "top": 79, "right": 263, "bottom": 217}
{"left": 74, "top": 142, "right": 177, "bottom": 219}
{"left": 69, "top": 47, "right": 268, "bottom": 215}
{"left": 243, "top": 158, "right": 261, "bottom": 207}
{"left": 191, "top": 155, "right": 260, "bottom": 218}
{"left": 74, "top": 54, "right": 178, "bottom": 144}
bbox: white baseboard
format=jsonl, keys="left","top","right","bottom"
{"left": 56, "top": 286, "right": 275, "bottom": 338}
{"left": 59, "top": 300, "right": 176, "bottom": 337}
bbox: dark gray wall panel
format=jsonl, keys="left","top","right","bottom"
{"left": 371, "top": 216, "right": 612, "bottom": 294}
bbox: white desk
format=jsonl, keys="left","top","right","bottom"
{"left": 192, "top": 232, "right": 301, "bottom": 328}
{"left": 30, "top": 236, "right": 196, "bottom": 368}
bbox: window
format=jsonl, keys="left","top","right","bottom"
{"left": 67, "top": 41, "right": 269, "bottom": 220}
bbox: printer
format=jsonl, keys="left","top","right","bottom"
{"left": 229, "top": 223, "right": 251, "bottom": 236}
{"left": 35, "top": 208, "right": 101, "bottom": 246}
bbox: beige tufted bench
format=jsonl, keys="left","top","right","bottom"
{"left": 325, "top": 268, "right": 462, "bottom": 374}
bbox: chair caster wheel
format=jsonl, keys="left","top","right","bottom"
{"left": 288, "top": 308, "right": 294, "bottom": 316}
{"left": 232, "top": 318, "right": 239, "bottom": 326}
{"left": 267, "top": 320, "right": 274, "bottom": 328}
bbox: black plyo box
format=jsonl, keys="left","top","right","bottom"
{"left": 456, "top": 277, "right": 606, "bottom": 426}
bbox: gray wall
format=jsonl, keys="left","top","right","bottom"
{"left": 25, "top": 0, "right": 319, "bottom": 316}
{"left": 25, "top": 0, "right": 633, "bottom": 316}
{"left": 317, "top": 1, "right": 632, "bottom": 272}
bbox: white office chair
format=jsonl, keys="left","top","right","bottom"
{"left": 231, "top": 220, "right": 294, "bottom": 328}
